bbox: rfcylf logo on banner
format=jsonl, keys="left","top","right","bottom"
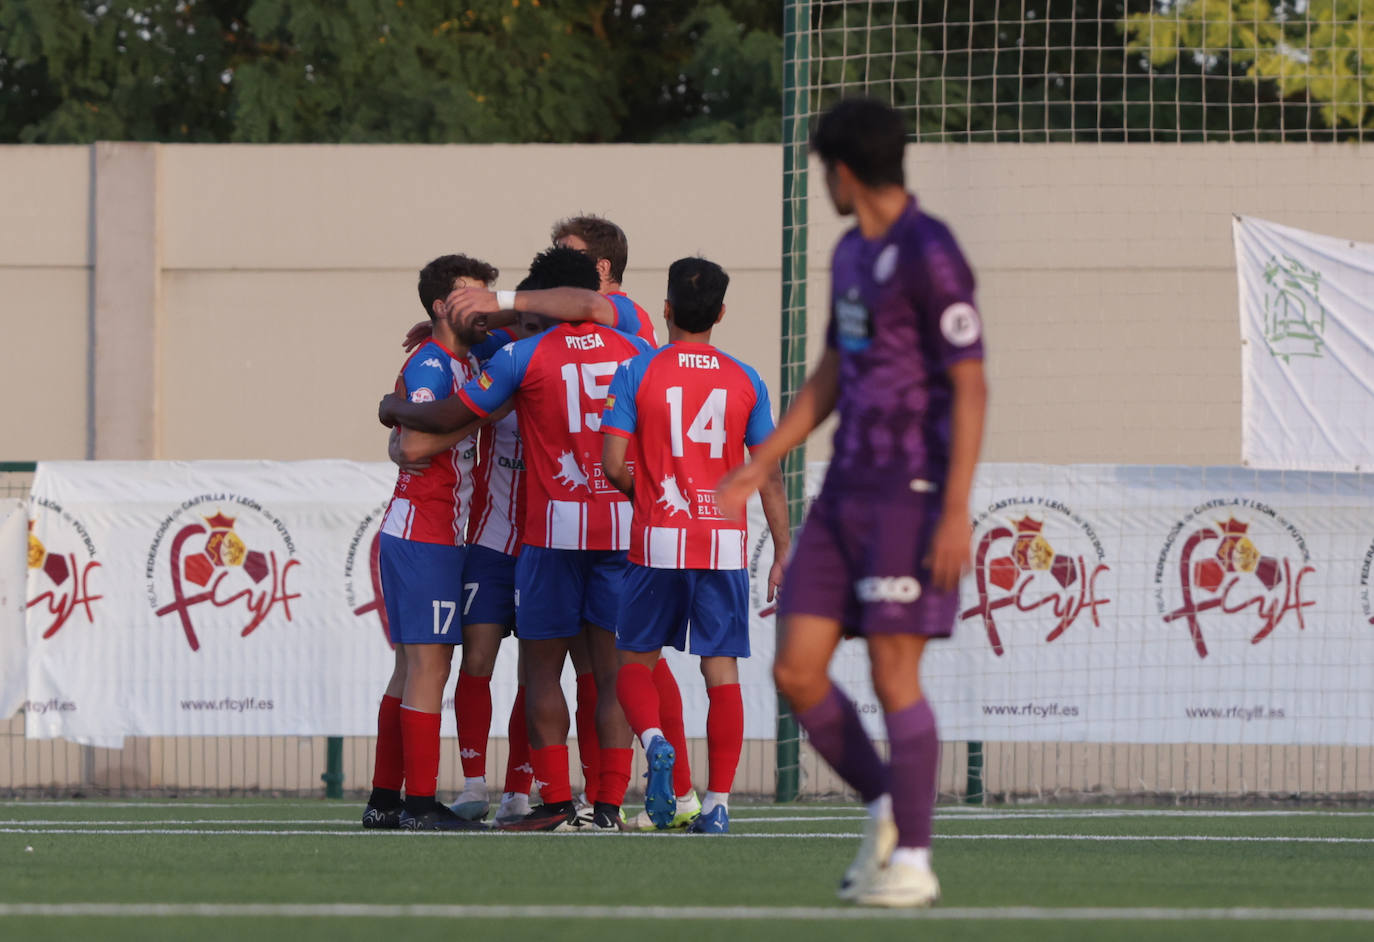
{"left": 343, "top": 504, "right": 390, "bottom": 645}
{"left": 1155, "top": 499, "right": 1315, "bottom": 659}
{"left": 145, "top": 494, "right": 301, "bottom": 652}
{"left": 960, "top": 498, "right": 1111, "bottom": 656}
{"left": 26, "top": 498, "right": 102, "bottom": 640}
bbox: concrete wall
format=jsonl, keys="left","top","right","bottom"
{"left": 6, "top": 142, "right": 1374, "bottom": 467}
{"left": 6, "top": 142, "right": 1374, "bottom": 799}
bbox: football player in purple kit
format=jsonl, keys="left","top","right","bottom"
{"left": 718, "top": 98, "right": 988, "bottom": 907}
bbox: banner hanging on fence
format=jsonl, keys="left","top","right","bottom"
{"left": 1235, "top": 215, "right": 1374, "bottom": 472}
{"left": 0, "top": 500, "right": 27, "bottom": 721}
{"left": 22, "top": 460, "right": 1374, "bottom": 746}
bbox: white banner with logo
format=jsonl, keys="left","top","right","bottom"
{"left": 1235, "top": 215, "right": 1374, "bottom": 472}
{"left": 0, "top": 500, "right": 28, "bottom": 720}
{"left": 868, "top": 463, "right": 1372, "bottom": 746}
{"left": 25, "top": 461, "right": 409, "bottom": 742}
{"left": 21, "top": 460, "right": 1374, "bottom": 746}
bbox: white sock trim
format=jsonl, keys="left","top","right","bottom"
{"left": 866, "top": 794, "right": 893, "bottom": 822}
{"left": 639, "top": 727, "right": 666, "bottom": 751}
{"left": 463, "top": 776, "right": 487, "bottom": 791}
{"left": 702, "top": 791, "right": 730, "bottom": 815}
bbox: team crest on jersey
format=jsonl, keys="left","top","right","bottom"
{"left": 873, "top": 244, "right": 899, "bottom": 284}
{"left": 657, "top": 475, "right": 692, "bottom": 518}
{"left": 26, "top": 500, "right": 103, "bottom": 641}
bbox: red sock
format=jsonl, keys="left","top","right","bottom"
{"left": 399, "top": 706, "right": 442, "bottom": 799}
{"left": 372, "top": 694, "right": 404, "bottom": 791}
{"left": 455, "top": 671, "right": 492, "bottom": 779}
{"left": 615, "top": 662, "right": 660, "bottom": 735}
{"left": 503, "top": 686, "right": 533, "bottom": 795}
{"left": 598, "top": 747, "right": 634, "bottom": 807}
{"left": 706, "top": 683, "right": 744, "bottom": 794}
{"left": 653, "top": 659, "right": 693, "bottom": 796}
{"left": 531, "top": 744, "right": 572, "bottom": 805}
{"left": 574, "top": 673, "right": 600, "bottom": 799}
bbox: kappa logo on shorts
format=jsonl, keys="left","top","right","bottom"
{"left": 855, "top": 576, "right": 922, "bottom": 604}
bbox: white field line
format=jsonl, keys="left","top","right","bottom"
{"left": 4, "top": 828, "right": 1373, "bottom": 843}
{"left": 0, "top": 903, "right": 1372, "bottom": 922}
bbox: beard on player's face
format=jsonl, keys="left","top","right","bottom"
{"left": 824, "top": 163, "right": 854, "bottom": 215}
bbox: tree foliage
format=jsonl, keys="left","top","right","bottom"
{"left": 4, "top": 1, "right": 1366, "bottom": 143}
{"left": 1122, "top": 0, "right": 1374, "bottom": 137}
{"left": 0, "top": 0, "right": 783, "bottom": 143}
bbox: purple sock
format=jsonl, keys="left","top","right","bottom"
{"left": 793, "top": 685, "right": 888, "bottom": 803}
{"left": 884, "top": 698, "right": 939, "bottom": 848}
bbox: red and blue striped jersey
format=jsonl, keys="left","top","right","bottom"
{"left": 458, "top": 322, "right": 653, "bottom": 551}
{"left": 602, "top": 342, "right": 774, "bottom": 569}
{"left": 382, "top": 340, "right": 479, "bottom": 545}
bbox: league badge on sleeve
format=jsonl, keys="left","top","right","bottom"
{"left": 939, "top": 302, "right": 981, "bottom": 347}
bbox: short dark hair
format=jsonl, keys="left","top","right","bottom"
{"left": 666, "top": 257, "right": 729, "bottom": 333}
{"left": 809, "top": 97, "right": 906, "bottom": 188}
{"left": 418, "top": 254, "right": 499, "bottom": 319}
{"left": 525, "top": 246, "right": 601, "bottom": 291}
{"left": 551, "top": 214, "right": 629, "bottom": 283}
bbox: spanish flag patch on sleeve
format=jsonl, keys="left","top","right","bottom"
{"left": 478, "top": 372, "right": 493, "bottom": 390}
{"left": 605, "top": 394, "right": 616, "bottom": 411}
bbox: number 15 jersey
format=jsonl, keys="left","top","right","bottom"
{"left": 602, "top": 342, "right": 774, "bottom": 569}
{"left": 457, "top": 322, "right": 652, "bottom": 551}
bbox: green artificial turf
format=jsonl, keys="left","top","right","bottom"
{"left": 0, "top": 800, "right": 1370, "bottom": 942}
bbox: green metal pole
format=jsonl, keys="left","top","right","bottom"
{"left": 775, "top": 0, "right": 811, "bottom": 804}
{"left": 322, "top": 736, "right": 344, "bottom": 799}
{"left": 965, "top": 741, "right": 984, "bottom": 804}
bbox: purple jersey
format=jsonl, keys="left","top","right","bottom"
{"left": 823, "top": 197, "right": 983, "bottom": 494}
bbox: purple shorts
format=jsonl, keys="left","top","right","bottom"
{"left": 777, "top": 490, "right": 957, "bottom": 638}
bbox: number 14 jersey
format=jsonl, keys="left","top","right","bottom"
{"left": 602, "top": 342, "right": 775, "bottom": 570}
{"left": 458, "top": 322, "right": 652, "bottom": 551}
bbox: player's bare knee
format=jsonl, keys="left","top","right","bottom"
{"left": 773, "top": 659, "right": 815, "bottom": 702}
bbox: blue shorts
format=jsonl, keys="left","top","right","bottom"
{"left": 617, "top": 565, "right": 750, "bottom": 658}
{"left": 378, "top": 533, "right": 466, "bottom": 646}
{"left": 462, "top": 544, "right": 517, "bottom": 631}
{"left": 515, "top": 546, "right": 627, "bottom": 640}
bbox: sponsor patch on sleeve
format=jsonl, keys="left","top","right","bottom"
{"left": 939, "top": 302, "right": 982, "bottom": 347}
{"left": 409, "top": 387, "right": 436, "bottom": 403}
